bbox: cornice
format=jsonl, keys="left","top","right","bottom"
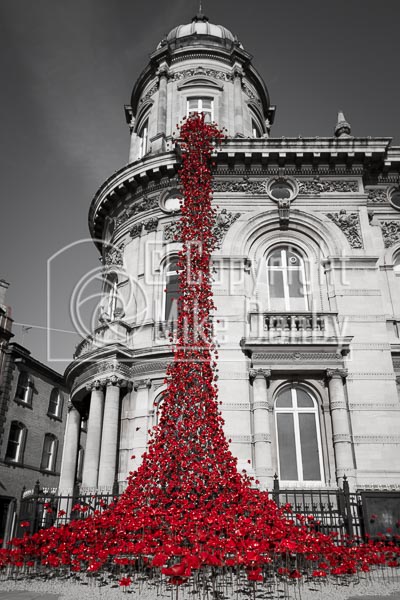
{"left": 89, "top": 152, "right": 179, "bottom": 247}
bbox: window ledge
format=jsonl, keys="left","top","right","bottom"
{"left": 14, "top": 398, "right": 33, "bottom": 409}
{"left": 4, "top": 457, "right": 23, "bottom": 467}
{"left": 47, "top": 412, "right": 62, "bottom": 422}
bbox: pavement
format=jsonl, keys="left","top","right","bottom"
{"left": 0, "top": 594, "right": 59, "bottom": 599}
{"left": 0, "top": 577, "right": 400, "bottom": 600}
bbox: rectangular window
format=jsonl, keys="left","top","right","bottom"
{"left": 41, "top": 436, "right": 57, "bottom": 471}
{"left": 5, "top": 424, "right": 25, "bottom": 463}
{"left": 187, "top": 97, "right": 214, "bottom": 123}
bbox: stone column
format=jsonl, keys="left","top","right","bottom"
{"left": 98, "top": 376, "right": 126, "bottom": 491}
{"left": 326, "top": 369, "right": 355, "bottom": 488}
{"left": 250, "top": 368, "right": 273, "bottom": 489}
{"left": 81, "top": 380, "right": 105, "bottom": 491}
{"left": 152, "top": 66, "right": 168, "bottom": 154}
{"left": 58, "top": 403, "right": 81, "bottom": 493}
{"left": 233, "top": 66, "right": 244, "bottom": 136}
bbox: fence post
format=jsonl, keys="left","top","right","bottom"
{"left": 272, "top": 473, "right": 280, "bottom": 506}
{"left": 342, "top": 475, "right": 354, "bottom": 538}
{"left": 32, "top": 480, "right": 41, "bottom": 535}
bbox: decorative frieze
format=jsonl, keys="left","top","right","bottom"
{"left": 130, "top": 217, "right": 159, "bottom": 238}
{"left": 326, "top": 210, "right": 363, "bottom": 248}
{"left": 170, "top": 67, "right": 233, "bottom": 82}
{"left": 242, "top": 82, "right": 261, "bottom": 104}
{"left": 212, "top": 177, "right": 360, "bottom": 195}
{"left": 380, "top": 221, "right": 400, "bottom": 248}
{"left": 298, "top": 178, "right": 359, "bottom": 194}
{"left": 367, "top": 188, "right": 388, "bottom": 203}
{"left": 164, "top": 209, "right": 240, "bottom": 248}
{"left": 252, "top": 351, "right": 341, "bottom": 362}
{"left": 131, "top": 360, "right": 171, "bottom": 377}
{"left": 139, "top": 82, "right": 158, "bottom": 105}
{"left": 116, "top": 196, "right": 159, "bottom": 227}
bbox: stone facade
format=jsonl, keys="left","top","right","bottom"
{"left": 62, "top": 12, "right": 400, "bottom": 496}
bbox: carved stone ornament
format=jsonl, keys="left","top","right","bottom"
{"left": 170, "top": 67, "right": 233, "bottom": 82}
{"left": 367, "top": 188, "right": 388, "bottom": 203}
{"left": 104, "top": 242, "right": 125, "bottom": 266}
{"left": 164, "top": 210, "right": 240, "bottom": 249}
{"left": 139, "top": 82, "right": 159, "bottom": 105}
{"left": 249, "top": 368, "right": 271, "bottom": 381}
{"left": 326, "top": 210, "right": 363, "bottom": 248}
{"left": 212, "top": 177, "right": 266, "bottom": 194}
{"left": 326, "top": 368, "right": 348, "bottom": 380}
{"left": 242, "top": 82, "right": 261, "bottom": 104}
{"left": 380, "top": 221, "right": 400, "bottom": 248}
{"left": 116, "top": 196, "right": 158, "bottom": 227}
{"left": 130, "top": 217, "right": 159, "bottom": 239}
{"left": 298, "top": 178, "right": 359, "bottom": 194}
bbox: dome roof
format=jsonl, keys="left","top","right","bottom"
{"left": 158, "top": 14, "right": 240, "bottom": 49}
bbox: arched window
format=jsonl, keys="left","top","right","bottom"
{"left": 187, "top": 97, "right": 214, "bottom": 123}
{"left": 48, "top": 388, "right": 63, "bottom": 419}
{"left": 394, "top": 253, "right": 400, "bottom": 274}
{"left": 164, "top": 257, "right": 180, "bottom": 321}
{"left": 152, "top": 393, "right": 164, "bottom": 428}
{"left": 275, "top": 386, "right": 324, "bottom": 483}
{"left": 138, "top": 118, "right": 149, "bottom": 158}
{"left": 15, "top": 371, "right": 34, "bottom": 406}
{"left": 266, "top": 246, "right": 309, "bottom": 311}
{"left": 41, "top": 434, "right": 58, "bottom": 472}
{"left": 5, "top": 422, "right": 27, "bottom": 463}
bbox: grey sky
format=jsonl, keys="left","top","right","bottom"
{"left": 1, "top": 0, "right": 399, "bottom": 372}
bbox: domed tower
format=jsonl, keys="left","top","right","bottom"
{"left": 61, "top": 11, "right": 276, "bottom": 496}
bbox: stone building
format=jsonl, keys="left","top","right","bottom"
{"left": 61, "top": 10, "right": 400, "bottom": 497}
{"left": 0, "top": 283, "right": 69, "bottom": 542}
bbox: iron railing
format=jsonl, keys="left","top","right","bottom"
{"left": 15, "top": 477, "right": 400, "bottom": 543}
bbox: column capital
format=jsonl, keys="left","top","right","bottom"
{"left": 156, "top": 65, "right": 170, "bottom": 79}
{"left": 105, "top": 375, "right": 132, "bottom": 388}
{"left": 233, "top": 65, "right": 244, "bottom": 79}
{"left": 249, "top": 368, "right": 271, "bottom": 382}
{"left": 85, "top": 378, "right": 106, "bottom": 392}
{"left": 326, "top": 368, "right": 348, "bottom": 381}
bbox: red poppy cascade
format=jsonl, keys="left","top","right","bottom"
{"left": 1, "top": 115, "right": 399, "bottom": 589}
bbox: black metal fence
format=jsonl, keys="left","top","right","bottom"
{"left": 15, "top": 477, "right": 400, "bottom": 543}
{"left": 272, "top": 475, "right": 364, "bottom": 540}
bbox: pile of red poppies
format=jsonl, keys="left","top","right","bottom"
{"left": 0, "top": 116, "right": 399, "bottom": 595}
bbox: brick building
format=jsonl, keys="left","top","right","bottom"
{"left": 0, "top": 283, "right": 69, "bottom": 543}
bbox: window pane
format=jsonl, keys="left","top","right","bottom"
{"left": 201, "top": 98, "right": 212, "bottom": 109}
{"left": 276, "top": 388, "right": 292, "bottom": 408}
{"left": 286, "top": 250, "right": 301, "bottom": 266}
{"left": 299, "top": 413, "right": 321, "bottom": 480}
{"left": 277, "top": 413, "right": 298, "bottom": 480}
{"left": 287, "top": 268, "right": 305, "bottom": 298}
{"left": 267, "top": 249, "right": 283, "bottom": 267}
{"left": 296, "top": 389, "right": 314, "bottom": 408}
{"left": 268, "top": 270, "right": 284, "bottom": 298}
{"left": 188, "top": 99, "right": 198, "bottom": 110}
{"left": 165, "top": 274, "right": 179, "bottom": 321}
